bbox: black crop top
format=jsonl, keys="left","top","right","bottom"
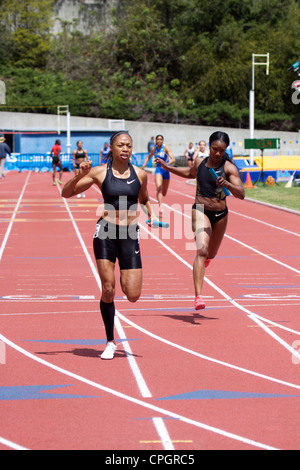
{"left": 101, "top": 161, "right": 141, "bottom": 210}
{"left": 75, "top": 150, "right": 86, "bottom": 159}
{"left": 196, "top": 157, "right": 227, "bottom": 200}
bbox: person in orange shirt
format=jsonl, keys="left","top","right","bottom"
{"left": 50, "top": 139, "right": 63, "bottom": 186}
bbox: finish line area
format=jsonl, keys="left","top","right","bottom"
{"left": 0, "top": 170, "right": 300, "bottom": 450}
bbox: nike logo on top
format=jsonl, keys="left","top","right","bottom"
{"left": 127, "top": 179, "right": 136, "bottom": 184}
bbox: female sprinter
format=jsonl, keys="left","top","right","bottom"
{"left": 142, "top": 135, "right": 175, "bottom": 214}
{"left": 72, "top": 140, "right": 89, "bottom": 198}
{"left": 62, "top": 131, "right": 157, "bottom": 359}
{"left": 50, "top": 139, "right": 63, "bottom": 186}
{"left": 155, "top": 131, "right": 245, "bottom": 311}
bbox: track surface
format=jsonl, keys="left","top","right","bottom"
{"left": 0, "top": 170, "right": 300, "bottom": 450}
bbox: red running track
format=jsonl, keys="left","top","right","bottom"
{"left": 0, "top": 170, "right": 300, "bottom": 450}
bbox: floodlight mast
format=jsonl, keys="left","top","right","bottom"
{"left": 249, "top": 53, "right": 269, "bottom": 165}
{"left": 57, "top": 105, "right": 71, "bottom": 155}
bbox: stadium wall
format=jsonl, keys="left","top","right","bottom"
{"left": 1, "top": 111, "right": 300, "bottom": 158}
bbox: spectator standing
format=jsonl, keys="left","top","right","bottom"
{"left": 0, "top": 136, "right": 11, "bottom": 180}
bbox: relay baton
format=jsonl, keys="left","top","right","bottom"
{"left": 146, "top": 220, "right": 170, "bottom": 228}
{"left": 209, "top": 168, "right": 231, "bottom": 196}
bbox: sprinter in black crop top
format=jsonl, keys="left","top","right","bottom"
{"left": 62, "top": 131, "right": 157, "bottom": 360}
{"left": 154, "top": 131, "right": 245, "bottom": 312}
{"left": 72, "top": 140, "right": 88, "bottom": 199}
{"left": 101, "top": 160, "right": 141, "bottom": 211}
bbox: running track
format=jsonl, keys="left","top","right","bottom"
{"left": 0, "top": 170, "right": 300, "bottom": 450}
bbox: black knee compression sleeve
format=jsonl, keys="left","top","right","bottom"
{"left": 100, "top": 299, "right": 115, "bottom": 341}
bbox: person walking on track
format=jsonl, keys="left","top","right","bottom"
{"left": 154, "top": 131, "right": 245, "bottom": 311}
{"left": 0, "top": 136, "right": 11, "bottom": 180}
{"left": 72, "top": 140, "right": 89, "bottom": 198}
{"left": 142, "top": 135, "right": 175, "bottom": 215}
{"left": 62, "top": 131, "right": 157, "bottom": 360}
{"left": 50, "top": 139, "right": 63, "bottom": 186}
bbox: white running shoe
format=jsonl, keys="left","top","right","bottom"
{"left": 101, "top": 342, "right": 117, "bottom": 360}
{"left": 77, "top": 194, "right": 81, "bottom": 198}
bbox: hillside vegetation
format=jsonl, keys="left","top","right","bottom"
{"left": 0, "top": 0, "right": 300, "bottom": 130}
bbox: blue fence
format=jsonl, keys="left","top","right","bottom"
{"left": 5, "top": 152, "right": 151, "bottom": 172}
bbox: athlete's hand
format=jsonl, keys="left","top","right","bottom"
{"left": 216, "top": 175, "right": 228, "bottom": 189}
{"left": 154, "top": 157, "right": 167, "bottom": 168}
{"left": 79, "top": 159, "right": 92, "bottom": 176}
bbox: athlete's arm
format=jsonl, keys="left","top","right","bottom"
{"left": 136, "top": 168, "right": 157, "bottom": 222}
{"left": 218, "top": 162, "right": 245, "bottom": 200}
{"left": 164, "top": 144, "right": 176, "bottom": 165}
{"left": 62, "top": 160, "right": 99, "bottom": 198}
{"left": 154, "top": 156, "right": 201, "bottom": 179}
{"left": 141, "top": 148, "right": 154, "bottom": 169}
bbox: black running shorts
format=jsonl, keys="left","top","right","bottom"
{"left": 93, "top": 217, "right": 142, "bottom": 270}
{"left": 192, "top": 203, "right": 228, "bottom": 226}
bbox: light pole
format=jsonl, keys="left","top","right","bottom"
{"left": 249, "top": 53, "right": 269, "bottom": 165}
{"left": 57, "top": 105, "right": 71, "bottom": 155}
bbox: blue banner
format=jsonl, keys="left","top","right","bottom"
{"left": 4, "top": 152, "right": 151, "bottom": 172}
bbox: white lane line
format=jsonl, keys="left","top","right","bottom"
{"left": 138, "top": 223, "right": 300, "bottom": 366}
{"left": 225, "top": 233, "right": 300, "bottom": 274}
{"left": 59, "top": 186, "right": 173, "bottom": 446}
{"left": 0, "top": 435, "right": 29, "bottom": 451}
{"left": 0, "top": 332, "right": 278, "bottom": 451}
{"left": 229, "top": 210, "right": 300, "bottom": 237}
{"left": 91, "top": 184, "right": 300, "bottom": 375}
{"left": 159, "top": 178, "right": 300, "bottom": 237}
{"left": 158, "top": 198, "right": 300, "bottom": 275}
{"left": 116, "top": 309, "right": 300, "bottom": 391}
{"left": 152, "top": 417, "right": 175, "bottom": 450}
{"left": 0, "top": 171, "right": 31, "bottom": 261}
{"left": 58, "top": 186, "right": 152, "bottom": 399}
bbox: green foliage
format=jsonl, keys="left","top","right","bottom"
{"left": 0, "top": 0, "right": 53, "bottom": 67}
{"left": 0, "top": 0, "right": 300, "bottom": 129}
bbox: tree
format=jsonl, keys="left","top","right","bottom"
{"left": 0, "top": 0, "right": 53, "bottom": 67}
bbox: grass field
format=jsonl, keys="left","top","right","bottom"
{"left": 244, "top": 183, "right": 300, "bottom": 212}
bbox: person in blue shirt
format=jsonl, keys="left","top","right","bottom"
{"left": 142, "top": 135, "right": 175, "bottom": 214}
{"left": 99, "top": 142, "right": 110, "bottom": 165}
{"left": 0, "top": 136, "right": 11, "bottom": 180}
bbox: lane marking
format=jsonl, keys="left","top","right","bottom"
{"left": 79, "top": 184, "right": 300, "bottom": 384}
{"left": 157, "top": 198, "right": 300, "bottom": 275}
{"left": 0, "top": 435, "right": 29, "bottom": 451}
{"left": 58, "top": 185, "right": 152, "bottom": 400}
{"left": 152, "top": 417, "right": 175, "bottom": 450}
{"left": 138, "top": 223, "right": 300, "bottom": 365}
{"left": 155, "top": 178, "right": 300, "bottom": 237}
{"left": 0, "top": 172, "right": 31, "bottom": 262}
{"left": 0, "top": 332, "right": 278, "bottom": 451}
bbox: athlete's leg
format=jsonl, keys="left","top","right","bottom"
{"left": 58, "top": 162, "right": 63, "bottom": 183}
{"left": 155, "top": 172, "right": 164, "bottom": 212}
{"left": 96, "top": 259, "right": 116, "bottom": 344}
{"left": 120, "top": 268, "right": 143, "bottom": 303}
{"left": 192, "top": 207, "right": 211, "bottom": 297}
{"left": 52, "top": 163, "right": 56, "bottom": 183}
{"left": 207, "top": 215, "right": 228, "bottom": 260}
{"left": 161, "top": 178, "right": 170, "bottom": 197}
{"left": 0, "top": 158, "right": 5, "bottom": 179}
